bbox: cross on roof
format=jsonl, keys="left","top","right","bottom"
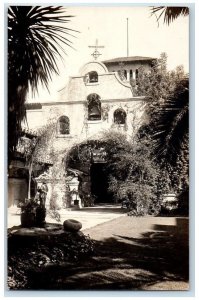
{"left": 89, "top": 39, "right": 104, "bottom": 60}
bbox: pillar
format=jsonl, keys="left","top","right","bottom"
{"left": 126, "top": 70, "right": 130, "bottom": 82}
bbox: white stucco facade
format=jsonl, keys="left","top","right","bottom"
{"left": 26, "top": 60, "right": 147, "bottom": 152}
{"left": 24, "top": 58, "right": 152, "bottom": 208}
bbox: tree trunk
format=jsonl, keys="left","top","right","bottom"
{"left": 28, "top": 160, "right": 33, "bottom": 199}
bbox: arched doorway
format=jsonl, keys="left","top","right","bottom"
{"left": 90, "top": 163, "right": 113, "bottom": 203}
{"left": 66, "top": 139, "right": 114, "bottom": 205}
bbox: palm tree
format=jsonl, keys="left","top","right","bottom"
{"left": 8, "top": 6, "right": 76, "bottom": 162}
{"left": 152, "top": 78, "right": 188, "bottom": 166}
{"left": 152, "top": 77, "right": 189, "bottom": 193}
{"left": 151, "top": 6, "right": 189, "bottom": 25}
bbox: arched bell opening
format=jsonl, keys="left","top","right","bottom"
{"left": 88, "top": 71, "right": 98, "bottom": 83}
{"left": 87, "top": 93, "right": 101, "bottom": 121}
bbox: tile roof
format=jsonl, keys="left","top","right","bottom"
{"left": 103, "top": 56, "right": 156, "bottom": 64}
{"left": 25, "top": 103, "right": 42, "bottom": 110}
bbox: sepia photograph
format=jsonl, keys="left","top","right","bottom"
{"left": 6, "top": 2, "right": 190, "bottom": 293}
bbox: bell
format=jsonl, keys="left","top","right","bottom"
{"left": 89, "top": 106, "right": 101, "bottom": 119}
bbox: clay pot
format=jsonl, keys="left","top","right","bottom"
{"left": 21, "top": 212, "right": 35, "bottom": 227}
{"left": 63, "top": 219, "right": 82, "bottom": 232}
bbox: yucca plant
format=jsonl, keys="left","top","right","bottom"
{"left": 8, "top": 6, "right": 76, "bottom": 163}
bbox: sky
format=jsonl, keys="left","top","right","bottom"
{"left": 27, "top": 5, "right": 189, "bottom": 102}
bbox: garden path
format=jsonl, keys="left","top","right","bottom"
{"left": 7, "top": 203, "right": 126, "bottom": 230}
{"left": 81, "top": 216, "right": 189, "bottom": 291}
{"left": 7, "top": 205, "right": 189, "bottom": 291}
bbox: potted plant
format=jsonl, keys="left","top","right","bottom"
{"left": 19, "top": 199, "right": 37, "bottom": 227}
{"left": 19, "top": 198, "right": 46, "bottom": 227}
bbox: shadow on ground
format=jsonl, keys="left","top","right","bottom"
{"left": 27, "top": 218, "right": 189, "bottom": 290}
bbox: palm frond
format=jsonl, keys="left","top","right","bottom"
{"left": 8, "top": 6, "right": 77, "bottom": 161}
{"left": 8, "top": 6, "right": 77, "bottom": 91}
{"left": 152, "top": 78, "right": 189, "bottom": 166}
{"left": 151, "top": 6, "right": 189, "bottom": 25}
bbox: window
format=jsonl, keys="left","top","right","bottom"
{"left": 135, "top": 69, "right": 139, "bottom": 81}
{"left": 87, "top": 94, "right": 101, "bottom": 121}
{"left": 114, "top": 109, "right": 126, "bottom": 125}
{"left": 124, "top": 70, "right": 127, "bottom": 79}
{"left": 88, "top": 71, "right": 98, "bottom": 83}
{"left": 58, "top": 116, "right": 70, "bottom": 134}
{"left": 130, "top": 69, "right": 133, "bottom": 79}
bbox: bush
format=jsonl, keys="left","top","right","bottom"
{"left": 102, "top": 131, "right": 161, "bottom": 216}
{"left": 7, "top": 228, "right": 94, "bottom": 289}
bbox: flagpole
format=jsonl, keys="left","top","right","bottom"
{"left": 127, "top": 18, "right": 129, "bottom": 57}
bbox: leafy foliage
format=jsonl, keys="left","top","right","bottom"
{"left": 133, "top": 53, "right": 181, "bottom": 120}
{"left": 8, "top": 229, "right": 94, "bottom": 289}
{"left": 134, "top": 54, "right": 189, "bottom": 195}
{"left": 16, "top": 121, "right": 56, "bottom": 199}
{"left": 101, "top": 131, "right": 161, "bottom": 215}
{"left": 8, "top": 6, "right": 76, "bottom": 161}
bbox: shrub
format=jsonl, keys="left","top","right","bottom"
{"left": 7, "top": 229, "right": 94, "bottom": 289}
{"left": 102, "top": 131, "right": 161, "bottom": 216}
